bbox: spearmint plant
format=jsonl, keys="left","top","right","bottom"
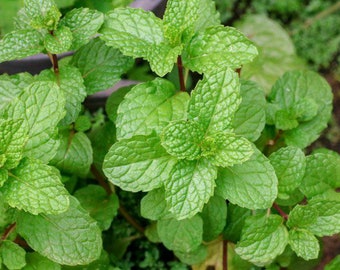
{"left": 0, "top": 0, "right": 339, "bottom": 269}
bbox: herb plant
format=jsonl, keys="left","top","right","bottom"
{"left": 0, "top": 0, "right": 340, "bottom": 269}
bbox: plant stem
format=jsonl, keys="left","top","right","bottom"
{"left": 1, "top": 223, "right": 16, "bottom": 242}
{"left": 236, "top": 67, "right": 242, "bottom": 77}
{"left": 177, "top": 56, "right": 186, "bottom": 92}
{"left": 90, "top": 165, "right": 112, "bottom": 195}
{"left": 118, "top": 205, "right": 145, "bottom": 234}
{"left": 48, "top": 30, "right": 60, "bottom": 83}
{"left": 223, "top": 239, "right": 228, "bottom": 270}
{"left": 272, "top": 203, "right": 288, "bottom": 220}
{"left": 304, "top": 1, "right": 340, "bottom": 29}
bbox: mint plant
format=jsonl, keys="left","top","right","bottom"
{"left": 0, "top": 0, "right": 339, "bottom": 269}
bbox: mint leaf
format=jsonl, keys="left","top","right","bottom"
{"left": 288, "top": 229, "right": 319, "bottom": 260}
{"left": 203, "top": 133, "right": 253, "bottom": 167}
{"left": 1, "top": 158, "right": 69, "bottom": 215}
{"left": 232, "top": 80, "right": 266, "bottom": 141}
{"left": 16, "top": 196, "right": 102, "bottom": 266}
{"left": 44, "top": 25, "right": 73, "bottom": 54}
{"left": 216, "top": 148, "right": 278, "bottom": 210}
{"left": 0, "top": 119, "right": 28, "bottom": 170}
{"left": 0, "top": 169, "right": 8, "bottom": 187}
{"left": 157, "top": 215, "right": 203, "bottom": 253}
{"left": 161, "top": 120, "right": 205, "bottom": 160}
{"left": 24, "top": 0, "right": 61, "bottom": 30}
{"left": 165, "top": 158, "right": 217, "bottom": 219}
{"left": 267, "top": 70, "right": 333, "bottom": 148}
{"left": 70, "top": 38, "right": 134, "bottom": 94}
{"left": 116, "top": 78, "right": 189, "bottom": 139}
{"left": 106, "top": 86, "right": 132, "bottom": 123}
{"left": 0, "top": 30, "right": 44, "bottom": 62}
{"left": 74, "top": 185, "right": 119, "bottom": 231}
{"left": 235, "top": 214, "right": 288, "bottom": 266}
{"left": 269, "top": 146, "right": 306, "bottom": 200}
{"left": 304, "top": 200, "right": 340, "bottom": 237}
{"left": 103, "top": 134, "right": 176, "bottom": 192}
{"left": 38, "top": 65, "right": 86, "bottom": 126}
{"left": 182, "top": 26, "right": 258, "bottom": 73}
{"left": 0, "top": 240, "right": 26, "bottom": 270}
{"left": 200, "top": 195, "right": 227, "bottom": 242}
{"left": 5, "top": 81, "right": 65, "bottom": 163}
{"left": 59, "top": 8, "right": 104, "bottom": 50}
{"left": 188, "top": 68, "right": 241, "bottom": 135}
{"left": 287, "top": 205, "right": 318, "bottom": 229}
{"left": 50, "top": 130, "right": 93, "bottom": 178}
{"left": 174, "top": 245, "right": 207, "bottom": 265}
{"left": 300, "top": 152, "right": 340, "bottom": 198}
{"left": 140, "top": 188, "right": 173, "bottom": 220}
{"left": 325, "top": 255, "right": 340, "bottom": 270}
{"left": 100, "top": 8, "right": 179, "bottom": 76}
{"left": 23, "top": 252, "right": 60, "bottom": 270}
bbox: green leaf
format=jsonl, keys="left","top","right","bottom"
{"left": 38, "top": 65, "right": 86, "bottom": 126}
{"left": 157, "top": 215, "right": 203, "bottom": 253}
{"left": 0, "top": 30, "right": 44, "bottom": 62}
{"left": 163, "top": 0, "right": 219, "bottom": 45}
{"left": 5, "top": 81, "right": 65, "bottom": 163}
{"left": 44, "top": 25, "right": 73, "bottom": 54}
{"left": 23, "top": 252, "right": 61, "bottom": 270}
{"left": 1, "top": 158, "right": 69, "bottom": 215}
{"left": 0, "top": 119, "right": 28, "bottom": 170}
{"left": 188, "top": 68, "right": 241, "bottom": 135}
{"left": 235, "top": 214, "right": 288, "bottom": 266}
{"left": 100, "top": 7, "right": 179, "bottom": 76}
{"left": 232, "top": 80, "right": 266, "bottom": 141}
{"left": 267, "top": 70, "right": 333, "bottom": 148}
{"left": 182, "top": 25, "right": 258, "bottom": 73}
{"left": 174, "top": 245, "right": 207, "bottom": 265}
{"left": 287, "top": 204, "right": 318, "bottom": 229}
{"left": 161, "top": 120, "right": 205, "bottom": 160}
{"left": 116, "top": 78, "right": 189, "bottom": 139}
{"left": 288, "top": 229, "right": 319, "bottom": 260}
{"left": 202, "top": 133, "right": 253, "bottom": 167}
{"left": 70, "top": 38, "right": 134, "bottom": 94}
{"left": 60, "top": 8, "right": 104, "bottom": 50}
{"left": 74, "top": 185, "right": 119, "bottom": 231}
{"left": 0, "top": 240, "right": 26, "bottom": 270}
{"left": 140, "top": 188, "right": 173, "bottom": 220}
{"left": 0, "top": 168, "right": 8, "bottom": 187}
{"left": 55, "top": 0, "right": 75, "bottom": 8}
{"left": 24, "top": 0, "right": 61, "bottom": 30}
{"left": 200, "top": 195, "right": 227, "bottom": 242}
{"left": 304, "top": 200, "right": 340, "bottom": 237}
{"left": 50, "top": 130, "right": 93, "bottom": 178}
{"left": 216, "top": 148, "right": 278, "bottom": 210}
{"left": 103, "top": 134, "right": 176, "bottom": 192}
{"left": 16, "top": 196, "right": 102, "bottom": 266}
{"left": 105, "top": 86, "right": 133, "bottom": 123}
{"left": 165, "top": 158, "right": 217, "bottom": 220}
{"left": 325, "top": 255, "right": 340, "bottom": 270}
{"left": 300, "top": 153, "right": 340, "bottom": 198}
{"left": 269, "top": 146, "right": 306, "bottom": 200}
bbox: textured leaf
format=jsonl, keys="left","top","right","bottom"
{"left": 1, "top": 240, "right": 26, "bottom": 270}
{"left": 44, "top": 25, "right": 73, "bottom": 54}
{"left": 175, "top": 245, "right": 207, "bottom": 265}
{"left": 74, "top": 185, "right": 119, "bottom": 231}
{"left": 1, "top": 158, "right": 69, "bottom": 215}
{"left": 23, "top": 252, "right": 61, "bottom": 270}
{"left": 161, "top": 120, "right": 205, "bottom": 160}
{"left": 188, "top": 68, "right": 241, "bottom": 135}
{"left": 0, "top": 168, "right": 8, "bottom": 187}
{"left": 300, "top": 153, "right": 340, "bottom": 198}
{"left": 0, "top": 30, "right": 44, "bottom": 62}
{"left": 182, "top": 25, "right": 258, "bottom": 73}
{"left": 200, "top": 195, "right": 227, "bottom": 242}
{"left": 50, "top": 130, "right": 93, "bottom": 178}
{"left": 305, "top": 200, "right": 340, "bottom": 237}
{"left": 140, "top": 188, "right": 173, "bottom": 220}
{"left": 158, "top": 216, "right": 203, "bottom": 253}
{"left": 16, "top": 196, "right": 102, "bottom": 266}
{"left": 269, "top": 146, "right": 306, "bottom": 200}
{"left": 103, "top": 134, "right": 176, "bottom": 192}
{"left": 116, "top": 78, "right": 189, "bottom": 139}
{"left": 235, "top": 214, "right": 288, "bottom": 266}
{"left": 0, "top": 119, "right": 28, "bottom": 170}
{"left": 38, "top": 65, "right": 86, "bottom": 126}
{"left": 325, "top": 255, "right": 340, "bottom": 270}
{"left": 267, "top": 70, "right": 333, "bottom": 148}
{"left": 70, "top": 38, "right": 134, "bottom": 94}
{"left": 60, "top": 8, "right": 104, "bottom": 50}
{"left": 288, "top": 229, "right": 319, "bottom": 260}
{"left": 165, "top": 158, "right": 217, "bottom": 219}
{"left": 216, "top": 147, "right": 278, "bottom": 209}
{"left": 106, "top": 86, "right": 132, "bottom": 123}
{"left": 5, "top": 81, "right": 65, "bottom": 162}
{"left": 24, "top": 0, "right": 61, "bottom": 30}
{"left": 287, "top": 204, "right": 318, "bottom": 229}
{"left": 100, "top": 8, "right": 179, "bottom": 76}
{"left": 203, "top": 133, "right": 253, "bottom": 167}
{"left": 232, "top": 80, "right": 266, "bottom": 141}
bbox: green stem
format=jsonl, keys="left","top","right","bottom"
{"left": 177, "top": 56, "right": 186, "bottom": 92}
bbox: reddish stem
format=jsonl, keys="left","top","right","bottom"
{"left": 177, "top": 56, "right": 186, "bottom": 92}
{"left": 1, "top": 223, "right": 16, "bottom": 242}
{"left": 273, "top": 203, "right": 288, "bottom": 220}
{"left": 223, "top": 239, "right": 228, "bottom": 270}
